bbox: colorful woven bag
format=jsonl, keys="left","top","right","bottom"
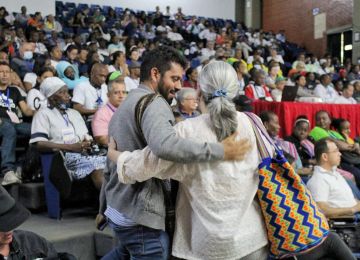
{"left": 245, "top": 112, "right": 329, "bottom": 258}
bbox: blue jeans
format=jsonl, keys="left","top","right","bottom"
{"left": 0, "top": 118, "right": 31, "bottom": 174}
{"left": 102, "top": 220, "right": 169, "bottom": 260}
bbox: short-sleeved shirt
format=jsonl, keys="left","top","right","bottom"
{"left": 72, "top": 80, "right": 108, "bottom": 110}
{"left": 92, "top": 102, "right": 116, "bottom": 137}
{"left": 26, "top": 88, "right": 47, "bottom": 111}
{"left": 307, "top": 166, "right": 357, "bottom": 208}
{"left": 0, "top": 86, "right": 25, "bottom": 119}
{"left": 334, "top": 95, "right": 357, "bottom": 104}
{"left": 30, "top": 107, "right": 88, "bottom": 144}
{"left": 124, "top": 76, "right": 139, "bottom": 92}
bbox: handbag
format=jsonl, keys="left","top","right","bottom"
{"left": 341, "top": 150, "right": 360, "bottom": 166}
{"left": 329, "top": 216, "right": 360, "bottom": 252}
{"left": 245, "top": 112, "right": 330, "bottom": 258}
{"left": 49, "top": 151, "right": 73, "bottom": 199}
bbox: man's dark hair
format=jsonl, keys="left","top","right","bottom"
{"left": 33, "top": 55, "right": 49, "bottom": 76}
{"left": 331, "top": 118, "right": 346, "bottom": 133}
{"left": 315, "top": 110, "right": 330, "bottom": 120}
{"left": 319, "top": 74, "right": 329, "bottom": 83}
{"left": 0, "top": 60, "right": 10, "bottom": 67}
{"left": 342, "top": 81, "right": 353, "bottom": 91}
{"left": 232, "top": 61, "right": 241, "bottom": 71}
{"left": 140, "top": 46, "right": 187, "bottom": 82}
{"left": 185, "top": 67, "right": 195, "bottom": 80}
{"left": 66, "top": 44, "right": 78, "bottom": 54}
{"left": 259, "top": 110, "right": 277, "bottom": 124}
{"left": 314, "top": 138, "right": 335, "bottom": 162}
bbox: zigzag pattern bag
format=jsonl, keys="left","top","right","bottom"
{"left": 245, "top": 112, "right": 329, "bottom": 258}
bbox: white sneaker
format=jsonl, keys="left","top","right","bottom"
{"left": 1, "top": 171, "right": 22, "bottom": 186}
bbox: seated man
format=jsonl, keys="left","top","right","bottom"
{"left": 124, "top": 61, "right": 140, "bottom": 92}
{"left": 92, "top": 72, "right": 127, "bottom": 146}
{"left": 0, "top": 186, "right": 59, "bottom": 259}
{"left": 9, "top": 42, "right": 35, "bottom": 80}
{"left": 72, "top": 63, "right": 108, "bottom": 122}
{"left": 30, "top": 77, "right": 106, "bottom": 189}
{"left": 0, "top": 62, "right": 33, "bottom": 186}
{"left": 307, "top": 138, "right": 360, "bottom": 218}
{"left": 334, "top": 82, "right": 357, "bottom": 104}
{"left": 313, "top": 74, "right": 339, "bottom": 103}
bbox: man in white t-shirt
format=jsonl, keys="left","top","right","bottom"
{"left": 313, "top": 74, "right": 339, "bottom": 103}
{"left": 124, "top": 61, "right": 140, "bottom": 92}
{"left": 201, "top": 41, "right": 216, "bottom": 59}
{"left": 334, "top": 83, "right": 357, "bottom": 104}
{"left": 307, "top": 138, "right": 360, "bottom": 217}
{"left": 72, "top": 63, "right": 108, "bottom": 119}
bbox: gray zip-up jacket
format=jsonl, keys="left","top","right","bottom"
{"left": 103, "top": 84, "right": 224, "bottom": 230}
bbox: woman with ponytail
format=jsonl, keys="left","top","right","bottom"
{"left": 108, "top": 61, "right": 271, "bottom": 259}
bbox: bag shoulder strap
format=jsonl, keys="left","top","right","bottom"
{"left": 244, "top": 112, "right": 274, "bottom": 159}
{"left": 134, "top": 93, "right": 171, "bottom": 196}
{"left": 134, "top": 93, "right": 162, "bottom": 144}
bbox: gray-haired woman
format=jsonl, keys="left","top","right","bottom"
{"left": 108, "top": 61, "right": 270, "bottom": 259}
{"left": 173, "top": 87, "right": 200, "bottom": 121}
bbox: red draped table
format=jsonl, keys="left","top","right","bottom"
{"left": 253, "top": 101, "right": 360, "bottom": 138}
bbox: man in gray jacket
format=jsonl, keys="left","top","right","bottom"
{"left": 101, "top": 46, "right": 250, "bottom": 259}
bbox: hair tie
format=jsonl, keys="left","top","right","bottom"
{"left": 294, "top": 118, "right": 310, "bottom": 127}
{"left": 212, "top": 89, "right": 227, "bottom": 99}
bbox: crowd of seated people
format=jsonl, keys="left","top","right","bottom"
{"left": 0, "top": 2, "right": 360, "bottom": 232}
{"left": 0, "top": 2, "right": 360, "bottom": 257}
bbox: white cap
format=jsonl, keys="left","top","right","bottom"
{"left": 40, "top": 77, "right": 66, "bottom": 98}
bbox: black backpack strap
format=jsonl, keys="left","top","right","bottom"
{"left": 134, "top": 93, "right": 162, "bottom": 144}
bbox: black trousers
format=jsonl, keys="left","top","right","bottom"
{"left": 284, "top": 232, "right": 355, "bottom": 260}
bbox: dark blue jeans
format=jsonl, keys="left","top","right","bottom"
{"left": 102, "top": 220, "right": 169, "bottom": 260}
{"left": 0, "top": 118, "right": 31, "bottom": 174}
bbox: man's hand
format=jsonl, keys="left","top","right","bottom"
{"left": 108, "top": 136, "right": 117, "bottom": 150}
{"left": 351, "top": 201, "right": 360, "bottom": 214}
{"left": 222, "top": 132, "right": 252, "bottom": 161}
{"left": 298, "top": 167, "right": 313, "bottom": 175}
{"left": 95, "top": 213, "right": 107, "bottom": 231}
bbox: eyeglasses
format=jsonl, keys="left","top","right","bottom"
{"left": 184, "top": 98, "right": 199, "bottom": 102}
{"left": 113, "top": 90, "right": 128, "bottom": 95}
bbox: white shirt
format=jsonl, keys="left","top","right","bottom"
{"left": 186, "top": 23, "right": 203, "bottom": 35}
{"left": 198, "top": 29, "right": 217, "bottom": 42}
{"left": 26, "top": 88, "right": 47, "bottom": 111}
{"left": 116, "top": 112, "right": 270, "bottom": 260}
{"left": 124, "top": 76, "right": 139, "bottom": 92}
{"left": 334, "top": 95, "right": 357, "bottom": 104}
{"left": 30, "top": 107, "right": 88, "bottom": 144}
{"left": 201, "top": 48, "right": 216, "bottom": 59}
{"left": 271, "top": 88, "right": 283, "bottom": 102}
{"left": 72, "top": 80, "right": 108, "bottom": 110}
{"left": 108, "top": 43, "right": 126, "bottom": 55}
{"left": 156, "top": 25, "right": 171, "bottom": 32}
{"left": 307, "top": 166, "right": 357, "bottom": 208}
{"left": 247, "top": 55, "right": 264, "bottom": 64}
{"left": 167, "top": 31, "right": 184, "bottom": 42}
{"left": 50, "top": 59, "right": 59, "bottom": 69}
{"left": 23, "top": 72, "right": 37, "bottom": 88}
{"left": 34, "top": 42, "right": 48, "bottom": 55}
{"left": 267, "top": 55, "right": 284, "bottom": 64}
{"left": 314, "top": 84, "right": 339, "bottom": 103}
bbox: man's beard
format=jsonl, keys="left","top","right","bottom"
{"left": 157, "top": 78, "right": 175, "bottom": 104}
